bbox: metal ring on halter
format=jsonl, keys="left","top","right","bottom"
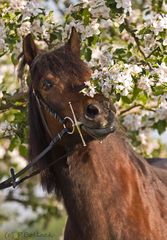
{"left": 63, "top": 117, "right": 75, "bottom": 134}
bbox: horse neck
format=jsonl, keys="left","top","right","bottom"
{"left": 57, "top": 131, "right": 167, "bottom": 239}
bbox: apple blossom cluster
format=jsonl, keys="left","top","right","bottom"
{"left": 146, "top": 13, "right": 167, "bottom": 36}
{"left": 138, "top": 129, "right": 160, "bottom": 155}
{"left": 65, "top": 1, "right": 166, "bottom": 96}
{"left": 115, "top": 0, "right": 132, "bottom": 14}
{"left": 83, "top": 63, "right": 141, "bottom": 97}
{"left": 123, "top": 94, "right": 167, "bottom": 128}
{"left": 0, "top": 0, "right": 62, "bottom": 57}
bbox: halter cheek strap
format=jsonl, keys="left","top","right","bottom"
{"left": 33, "top": 91, "right": 53, "bottom": 138}
{"left": 33, "top": 90, "right": 75, "bottom": 137}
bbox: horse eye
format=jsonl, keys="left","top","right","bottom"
{"left": 42, "top": 79, "right": 53, "bottom": 91}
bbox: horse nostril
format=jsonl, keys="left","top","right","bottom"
{"left": 86, "top": 104, "right": 100, "bottom": 119}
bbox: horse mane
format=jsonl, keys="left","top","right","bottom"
{"left": 28, "top": 86, "right": 63, "bottom": 198}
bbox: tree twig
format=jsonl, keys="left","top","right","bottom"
{"left": 0, "top": 103, "right": 25, "bottom": 112}
{"left": 0, "top": 91, "right": 28, "bottom": 112}
{"left": 146, "top": 46, "right": 159, "bottom": 59}
{"left": 3, "top": 91, "right": 28, "bottom": 103}
{"left": 124, "top": 18, "right": 153, "bottom": 70}
{"left": 119, "top": 104, "right": 155, "bottom": 116}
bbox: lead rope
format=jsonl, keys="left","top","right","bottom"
{"left": 0, "top": 127, "right": 68, "bottom": 190}
{"left": 0, "top": 98, "right": 87, "bottom": 190}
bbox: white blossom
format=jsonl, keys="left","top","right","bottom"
{"left": 163, "top": 38, "right": 167, "bottom": 46}
{"left": 154, "top": 101, "right": 167, "bottom": 122}
{"left": 143, "top": 33, "right": 157, "bottom": 55}
{"left": 152, "top": 14, "right": 167, "bottom": 35}
{"left": 154, "top": 63, "right": 167, "bottom": 85}
{"left": 0, "top": 21, "right": 6, "bottom": 52}
{"left": 115, "top": 0, "right": 132, "bottom": 14}
{"left": 146, "top": 13, "right": 167, "bottom": 35}
{"left": 89, "top": 0, "right": 110, "bottom": 19}
{"left": 31, "top": 19, "right": 42, "bottom": 34}
{"left": 162, "top": 1, "right": 167, "bottom": 12}
{"left": 100, "top": 19, "right": 113, "bottom": 29}
{"left": 123, "top": 114, "right": 142, "bottom": 131}
{"left": 138, "top": 129, "right": 159, "bottom": 155}
{"left": 84, "top": 20, "right": 100, "bottom": 39}
{"left": 0, "top": 39, "right": 6, "bottom": 52}
{"left": 12, "top": 41, "right": 23, "bottom": 57}
{"left": 138, "top": 76, "right": 154, "bottom": 94}
{"left": 17, "top": 21, "right": 31, "bottom": 36}
{"left": 91, "top": 45, "right": 113, "bottom": 68}
{"left": 10, "top": 0, "right": 26, "bottom": 11}
{"left": 0, "top": 91, "right": 3, "bottom": 99}
{"left": 125, "top": 64, "right": 142, "bottom": 74}
{"left": 114, "top": 70, "right": 133, "bottom": 96}
{"left": 82, "top": 81, "right": 97, "bottom": 97}
{"left": 9, "top": 149, "right": 27, "bottom": 169}
{"left": 22, "top": 0, "right": 41, "bottom": 19}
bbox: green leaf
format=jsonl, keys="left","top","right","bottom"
{"left": 132, "top": 86, "right": 141, "bottom": 100}
{"left": 119, "top": 23, "right": 125, "bottom": 32}
{"left": 153, "top": 120, "right": 167, "bottom": 134}
{"left": 84, "top": 48, "right": 92, "bottom": 62}
{"left": 9, "top": 136, "right": 21, "bottom": 151}
{"left": 19, "top": 144, "right": 28, "bottom": 158}
{"left": 11, "top": 53, "right": 19, "bottom": 66}
{"left": 137, "top": 92, "right": 148, "bottom": 104}
{"left": 82, "top": 8, "right": 91, "bottom": 25}
{"left": 114, "top": 48, "right": 126, "bottom": 55}
{"left": 153, "top": 85, "right": 167, "bottom": 96}
{"left": 121, "top": 96, "right": 131, "bottom": 104}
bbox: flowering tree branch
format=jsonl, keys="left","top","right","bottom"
{"left": 0, "top": 92, "right": 28, "bottom": 112}
{"left": 119, "top": 104, "right": 156, "bottom": 116}
{"left": 0, "top": 103, "right": 25, "bottom": 112}
{"left": 124, "top": 18, "right": 153, "bottom": 69}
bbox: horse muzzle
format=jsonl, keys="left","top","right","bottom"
{"left": 81, "top": 106, "right": 116, "bottom": 138}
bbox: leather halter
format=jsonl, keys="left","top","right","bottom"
{"left": 33, "top": 90, "right": 75, "bottom": 137}
{"left": 0, "top": 90, "right": 85, "bottom": 190}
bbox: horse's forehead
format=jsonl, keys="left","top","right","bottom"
{"left": 32, "top": 51, "right": 92, "bottom": 82}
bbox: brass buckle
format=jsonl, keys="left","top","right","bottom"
{"left": 63, "top": 117, "right": 75, "bottom": 135}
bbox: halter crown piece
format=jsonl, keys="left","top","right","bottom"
{"left": 0, "top": 90, "right": 86, "bottom": 190}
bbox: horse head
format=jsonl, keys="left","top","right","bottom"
{"left": 23, "top": 28, "right": 116, "bottom": 148}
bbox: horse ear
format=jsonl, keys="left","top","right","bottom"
{"left": 23, "top": 34, "right": 38, "bottom": 66}
{"left": 67, "top": 27, "right": 80, "bottom": 57}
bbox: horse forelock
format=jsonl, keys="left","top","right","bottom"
{"left": 30, "top": 46, "right": 91, "bottom": 90}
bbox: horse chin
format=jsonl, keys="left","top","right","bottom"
{"left": 81, "top": 124, "right": 116, "bottom": 139}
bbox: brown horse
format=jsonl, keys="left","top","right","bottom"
{"left": 23, "top": 28, "right": 167, "bottom": 240}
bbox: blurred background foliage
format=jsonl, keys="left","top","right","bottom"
{"left": 0, "top": 0, "right": 167, "bottom": 239}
